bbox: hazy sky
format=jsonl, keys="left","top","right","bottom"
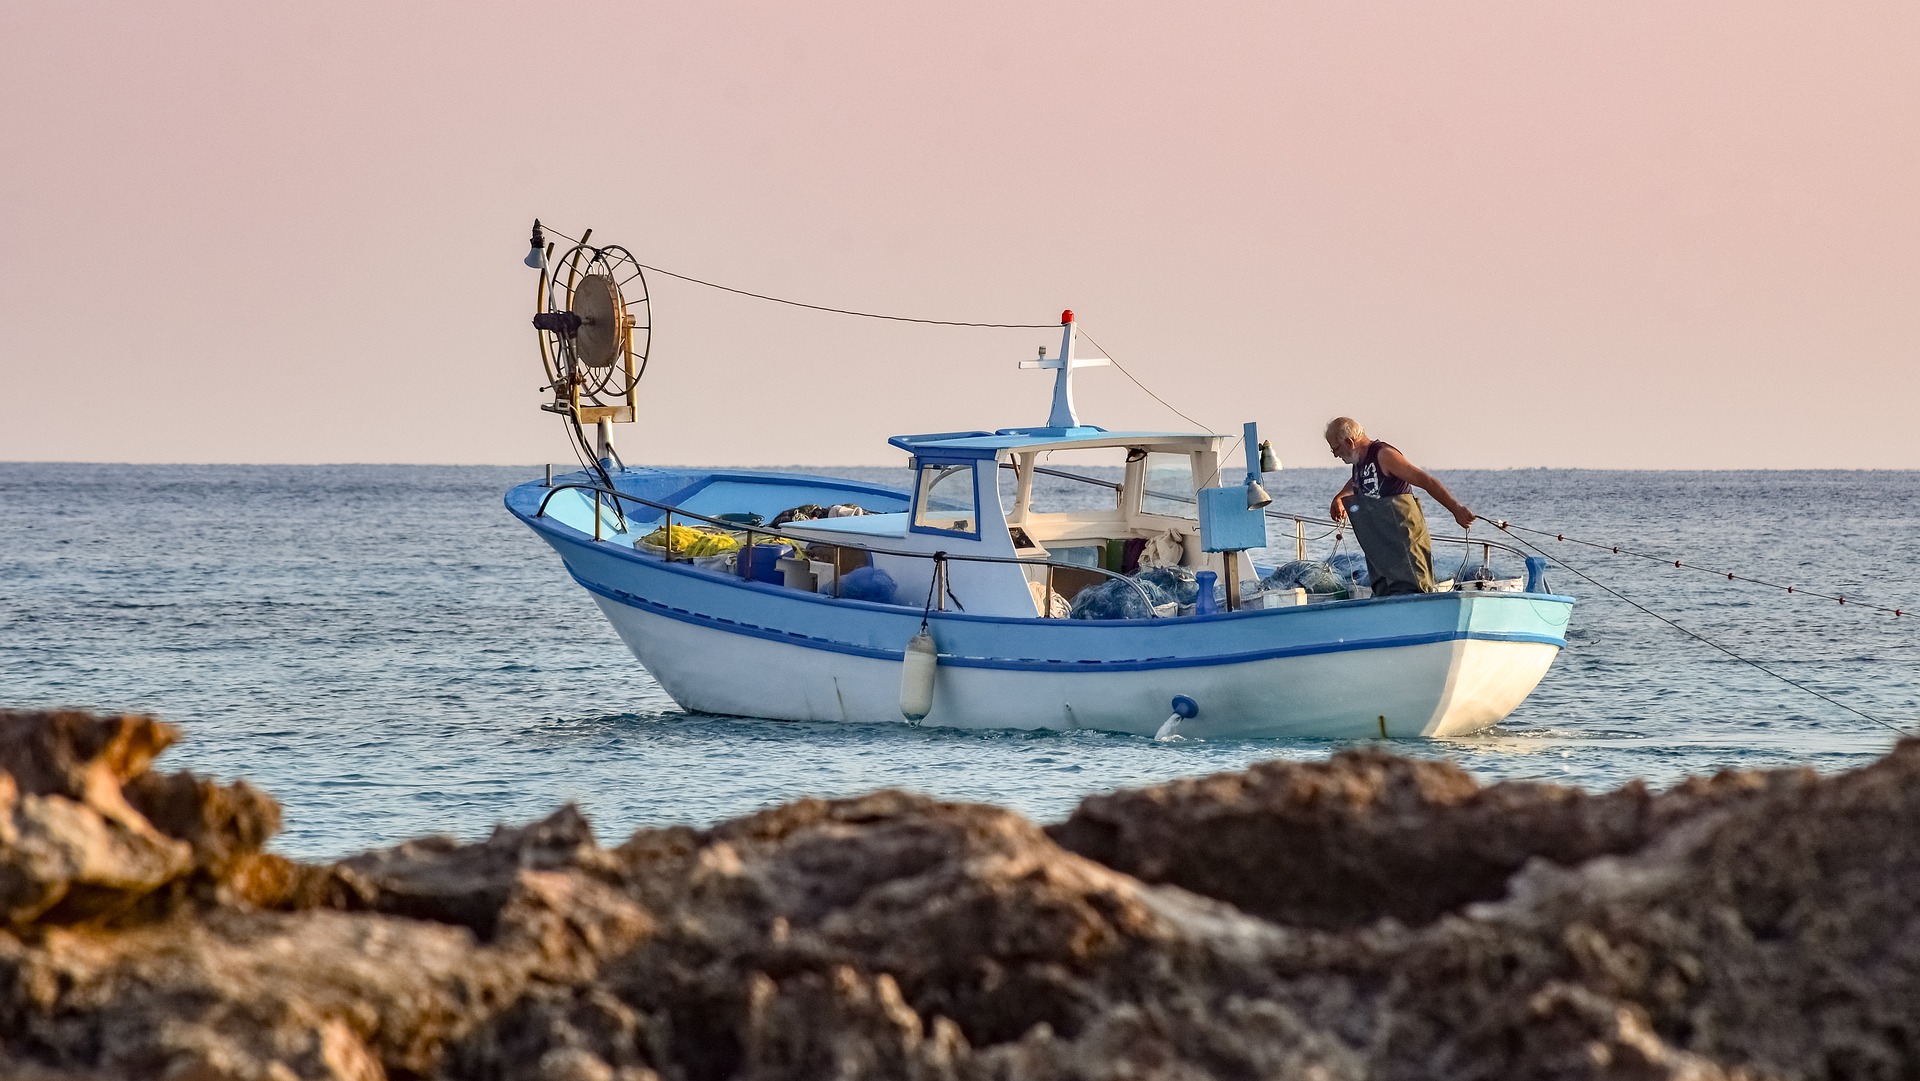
{"left": 3, "top": 2, "right": 1916, "bottom": 468}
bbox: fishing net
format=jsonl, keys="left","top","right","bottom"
{"left": 1069, "top": 576, "right": 1173, "bottom": 620}
{"left": 1327, "top": 550, "right": 1372, "bottom": 589}
{"left": 1134, "top": 565, "right": 1199, "bottom": 607}
{"left": 1260, "top": 560, "right": 1348, "bottom": 596}
{"left": 838, "top": 565, "right": 897, "bottom": 604}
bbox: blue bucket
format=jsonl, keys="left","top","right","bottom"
{"left": 748, "top": 544, "right": 788, "bottom": 583}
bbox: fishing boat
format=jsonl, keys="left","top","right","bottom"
{"left": 505, "top": 225, "right": 1574, "bottom": 738}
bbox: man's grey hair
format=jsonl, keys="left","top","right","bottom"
{"left": 1325, "top": 417, "right": 1366, "bottom": 444}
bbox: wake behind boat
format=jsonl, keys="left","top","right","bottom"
{"left": 506, "top": 225, "right": 1574, "bottom": 739}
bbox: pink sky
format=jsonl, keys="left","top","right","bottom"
{"left": 3, "top": 1, "right": 1916, "bottom": 468}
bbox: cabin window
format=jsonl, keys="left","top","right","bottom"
{"left": 997, "top": 461, "right": 1021, "bottom": 516}
{"left": 1140, "top": 452, "right": 1198, "bottom": 519}
{"left": 1026, "top": 448, "right": 1126, "bottom": 515}
{"left": 913, "top": 462, "right": 979, "bottom": 536}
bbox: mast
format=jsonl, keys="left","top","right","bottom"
{"left": 1019, "top": 309, "right": 1111, "bottom": 430}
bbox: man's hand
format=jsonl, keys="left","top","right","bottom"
{"left": 1330, "top": 495, "right": 1349, "bottom": 522}
{"left": 1450, "top": 505, "right": 1474, "bottom": 529}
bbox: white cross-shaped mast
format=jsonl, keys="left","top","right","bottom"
{"left": 1018, "top": 310, "right": 1110, "bottom": 429}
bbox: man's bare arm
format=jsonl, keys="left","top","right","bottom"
{"left": 1376, "top": 446, "right": 1473, "bottom": 528}
{"left": 1329, "top": 480, "right": 1354, "bottom": 521}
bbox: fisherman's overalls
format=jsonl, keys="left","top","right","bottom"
{"left": 1346, "top": 441, "right": 1434, "bottom": 596}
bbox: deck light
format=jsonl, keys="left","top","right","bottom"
{"left": 1246, "top": 478, "right": 1272, "bottom": 509}
{"left": 525, "top": 219, "right": 546, "bottom": 269}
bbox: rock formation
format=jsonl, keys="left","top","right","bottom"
{"left": 2, "top": 706, "right": 1917, "bottom": 1080}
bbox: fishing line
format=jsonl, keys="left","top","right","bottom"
{"left": 1486, "top": 517, "right": 1913, "bottom": 739}
{"left": 1492, "top": 519, "right": 1906, "bottom": 619}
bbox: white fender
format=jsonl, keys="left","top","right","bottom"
{"left": 899, "top": 629, "right": 937, "bottom": 722}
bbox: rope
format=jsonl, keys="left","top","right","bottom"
{"left": 920, "top": 554, "right": 941, "bottom": 632}
{"left": 1485, "top": 517, "right": 1914, "bottom": 739}
{"left": 538, "top": 231, "right": 1228, "bottom": 429}
{"left": 537, "top": 226, "right": 1053, "bottom": 328}
{"left": 1075, "top": 329, "right": 1215, "bottom": 434}
{"left": 1491, "top": 518, "right": 1906, "bottom": 619}
{"left": 637, "top": 262, "right": 1059, "bottom": 328}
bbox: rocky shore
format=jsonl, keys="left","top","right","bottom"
{"left": 3, "top": 708, "right": 1917, "bottom": 1080}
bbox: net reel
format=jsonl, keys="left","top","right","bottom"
{"left": 526, "top": 221, "right": 652, "bottom": 463}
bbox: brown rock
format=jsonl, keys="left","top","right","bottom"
{"left": 124, "top": 769, "right": 281, "bottom": 880}
{"left": 1046, "top": 746, "right": 1779, "bottom": 931}
{"left": 0, "top": 709, "right": 293, "bottom": 930}
{"left": 0, "top": 710, "right": 179, "bottom": 836}
{"left": 5, "top": 708, "right": 1920, "bottom": 1081}
{"left": 1, "top": 765, "right": 194, "bottom": 928}
{"left": 0, "top": 907, "right": 524, "bottom": 1080}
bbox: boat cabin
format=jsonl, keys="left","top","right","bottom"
{"left": 773, "top": 311, "right": 1276, "bottom": 618}
{"left": 779, "top": 426, "right": 1263, "bottom": 618}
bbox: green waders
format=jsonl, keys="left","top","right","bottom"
{"left": 1348, "top": 492, "right": 1434, "bottom": 596}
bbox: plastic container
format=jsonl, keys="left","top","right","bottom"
{"left": 809, "top": 560, "right": 837, "bottom": 594}
{"left": 778, "top": 556, "right": 815, "bottom": 591}
{"left": 748, "top": 544, "right": 788, "bottom": 584}
{"left": 1250, "top": 588, "right": 1307, "bottom": 609}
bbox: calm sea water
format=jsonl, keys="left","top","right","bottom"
{"left": 3, "top": 463, "right": 1916, "bottom": 859}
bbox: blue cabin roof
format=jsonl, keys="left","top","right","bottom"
{"left": 888, "top": 426, "right": 1216, "bottom": 459}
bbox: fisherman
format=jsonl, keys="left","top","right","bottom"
{"left": 1325, "top": 417, "right": 1474, "bottom": 596}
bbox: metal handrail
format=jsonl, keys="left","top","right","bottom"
{"left": 1022, "top": 464, "right": 1533, "bottom": 563}
{"left": 533, "top": 481, "right": 1167, "bottom": 617}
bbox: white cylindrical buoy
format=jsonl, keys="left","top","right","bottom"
{"left": 900, "top": 629, "right": 937, "bottom": 722}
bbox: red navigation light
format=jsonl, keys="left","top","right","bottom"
{"left": 1060, "top": 309, "right": 1074, "bottom": 324}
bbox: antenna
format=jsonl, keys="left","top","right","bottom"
{"left": 1017, "top": 309, "right": 1110, "bottom": 429}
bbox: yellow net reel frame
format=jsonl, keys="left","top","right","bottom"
{"left": 532, "top": 228, "right": 647, "bottom": 426}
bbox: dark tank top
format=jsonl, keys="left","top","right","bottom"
{"left": 1351, "top": 441, "right": 1411, "bottom": 500}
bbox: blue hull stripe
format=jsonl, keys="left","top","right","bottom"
{"left": 510, "top": 496, "right": 1576, "bottom": 627}
{"left": 572, "top": 570, "right": 1564, "bottom": 673}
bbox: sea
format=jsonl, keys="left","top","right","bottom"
{"left": 3, "top": 463, "right": 1916, "bottom": 860}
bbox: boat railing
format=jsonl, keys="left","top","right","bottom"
{"left": 532, "top": 481, "right": 1167, "bottom": 617}
{"left": 1024, "top": 464, "right": 1534, "bottom": 568}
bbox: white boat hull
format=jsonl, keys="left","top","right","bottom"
{"left": 590, "top": 591, "right": 1559, "bottom": 739}
{"left": 507, "top": 470, "right": 1572, "bottom": 741}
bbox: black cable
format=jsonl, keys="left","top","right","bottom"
{"left": 638, "top": 262, "right": 1056, "bottom": 328}
{"left": 559, "top": 411, "right": 627, "bottom": 532}
{"left": 1485, "top": 516, "right": 1913, "bottom": 739}
{"left": 536, "top": 227, "right": 1054, "bottom": 329}
{"left": 1075, "top": 329, "right": 1214, "bottom": 433}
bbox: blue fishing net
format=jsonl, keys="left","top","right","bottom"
{"left": 1260, "top": 560, "right": 1347, "bottom": 596}
{"left": 838, "top": 565, "right": 897, "bottom": 604}
{"left": 1134, "top": 565, "right": 1199, "bottom": 607}
{"left": 1327, "top": 550, "right": 1371, "bottom": 589}
{"left": 1069, "top": 576, "right": 1173, "bottom": 620}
